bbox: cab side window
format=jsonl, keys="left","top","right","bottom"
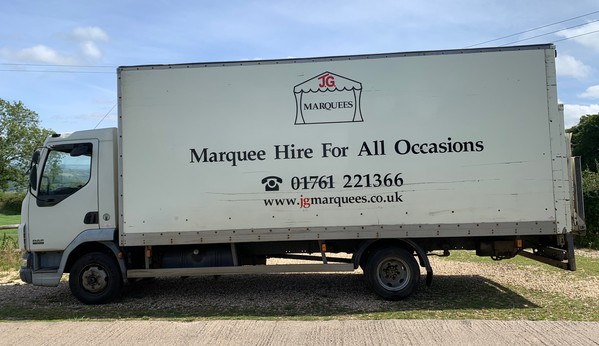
{"left": 37, "top": 143, "right": 92, "bottom": 207}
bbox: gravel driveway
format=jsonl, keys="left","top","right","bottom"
{"left": 2, "top": 250, "right": 597, "bottom": 309}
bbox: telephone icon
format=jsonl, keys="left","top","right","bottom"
{"left": 261, "top": 176, "right": 282, "bottom": 191}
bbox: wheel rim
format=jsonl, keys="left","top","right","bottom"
{"left": 376, "top": 256, "right": 411, "bottom": 291}
{"left": 80, "top": 265, "right": 109, "bottom": 294}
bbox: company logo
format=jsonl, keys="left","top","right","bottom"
{"left": 293, "top": 71, "right": 363, "bottom": 125}
{"left": 318, "top": 73, "right": 336, "bottom": 88}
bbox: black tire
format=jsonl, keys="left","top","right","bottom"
{"left": 365, "top": 247, "right": 420, "bottom": 300}
{"left": 69, "top": 252, "right": 122, "bottom": 305}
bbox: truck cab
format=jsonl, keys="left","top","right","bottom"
{"left": 19, "top": 128, "right": 120, "bottom": 288}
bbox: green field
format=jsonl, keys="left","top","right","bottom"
{"left": 0, "top": 213, "right": 19, "bottom": 258}
{"left": 0, "top": 214, "right": 20, "bottom": 226}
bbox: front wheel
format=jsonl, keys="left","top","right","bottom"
{"left": 365, "top": 247, "right": 420, "bottom": 300}
{"left": 69, "top": 252, "right": 122, "bottom": 304}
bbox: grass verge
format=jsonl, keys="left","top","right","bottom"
{"left": 1, "top": 229, "right": 20, "bottom": 271}
{"left": 438, "top": 249, "right": 599, "bottom": 277}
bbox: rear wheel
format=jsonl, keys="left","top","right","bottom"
{"left": 365, "top": 247, "right": 420, "bottom": 300}
{"left": 69, "top": 252, "right": 122, "bottom": 304}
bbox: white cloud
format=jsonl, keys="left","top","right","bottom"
{"left": 580, "top": 85, "right": 599, "bottom": 99}
{"left": 0, "top": 44, "right": 78, "bottom": 65}
{"left": 80, "top": 41, "right": 102, "bottom": 59}
{"left": 0, "top": 26, "right": 109, "bottom": 65}
{"left": 556, "top": 21, "right": 599, "bottom": 52}
{"left": 564, "top": 103, "right": 599, "bottom": 128}
{"left": 72, "top": 26, "right": 109, "bottom": 42}
{"left": 556, "top": 54, "right": 591, "bottom": 79}
{"left": 72, "top": 26, "right": 108, "bottom": 61}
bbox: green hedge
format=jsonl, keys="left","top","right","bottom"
{"left": 0, "top": 192, "right": 25, "bottom": 215}
{"left": 579, "top": 170, "right": 599, "bottom": 248}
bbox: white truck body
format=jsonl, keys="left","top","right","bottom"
{"left": 118, "top": 44, "right": 567, "bottom": 243}
{"left": 19, "top": 44, "right": 584, "bottom": 304}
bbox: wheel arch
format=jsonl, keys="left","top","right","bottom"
{"left": 65, "top": 241, "right": 118, "bottom": 273}
{"left": 59, "top": 228, "right": 126, "bottom": 284}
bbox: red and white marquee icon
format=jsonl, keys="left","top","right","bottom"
{"left": 293, "top": 71, "right": 363, "bottom": 125}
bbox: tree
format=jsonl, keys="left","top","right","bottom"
{"left": 0, "top": 98, "right": 52, "bottom": 191}
{"left": 567, "top": 113, "right": 599, "bottom": 172}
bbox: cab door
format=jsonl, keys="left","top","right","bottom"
{"left": 27, "top": 139, "right": 99, "bottom": 251}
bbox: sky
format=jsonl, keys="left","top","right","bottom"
{"left": 1, "top": 0, "right": 599, "bottom": 132}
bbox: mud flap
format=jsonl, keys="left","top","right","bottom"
{"left": 566, "top": 232, "right": 576, "bottom": 271}
{"left": 402, "top": 239, "right": 433, "bottom": 286}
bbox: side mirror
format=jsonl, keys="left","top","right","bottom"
{"left": 29, "top": 150, "right": 41, "bottom": 192}
{"left": 29, "top": 165, "right": 38, "bottom": 191}
{"left": 32, "top": 150, "right": 40, "bottom": 164}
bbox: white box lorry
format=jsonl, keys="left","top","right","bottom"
{"left": 19, "top": 44, "right": 585, "bottom": 304}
